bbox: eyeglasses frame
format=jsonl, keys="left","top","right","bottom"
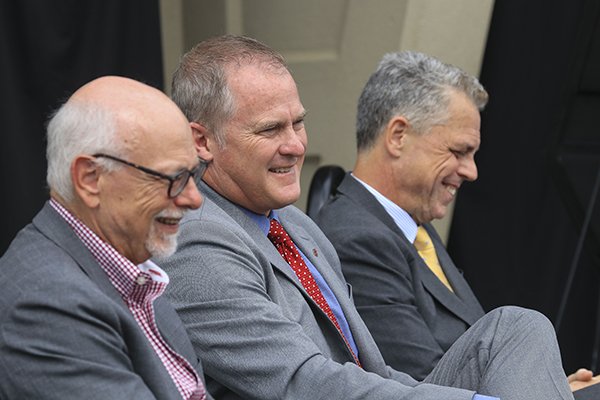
{"left": 92, "top": 153, "right": 208, "bottom": 198}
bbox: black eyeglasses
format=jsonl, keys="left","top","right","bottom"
{"left": 93, "top": 153, "right": 208, "bottom": 198}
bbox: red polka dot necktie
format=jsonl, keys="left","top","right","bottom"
{"left": 267, "top": 218, "right": 361, "bottom": 367}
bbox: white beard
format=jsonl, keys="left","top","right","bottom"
{"left": 145, "top": 225, "right": 179, "bottom": 259}
{"left": 145, "top": 208, "right": 185, "bottom": 259}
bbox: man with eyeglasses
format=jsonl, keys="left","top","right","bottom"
{"left": 0, "top": 76, "right": 212, "bottom": 400}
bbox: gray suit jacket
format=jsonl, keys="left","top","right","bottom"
{"left": 315, "top": 173, "right": 485, "bottom": 380}
{"left": 161, "top": 181, "right": 475, "bottom": 399}
{"left": 0, "top": 202, "right": 211, "bottom": 400}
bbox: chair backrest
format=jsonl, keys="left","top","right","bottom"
{"left": 306, "top": 165, "right": 346, "bottom": 220}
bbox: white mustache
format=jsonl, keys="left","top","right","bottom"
{"left": 156, "top": 208, "right": 186, "bottom": 220}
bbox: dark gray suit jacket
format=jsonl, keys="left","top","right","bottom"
{"left": 315, "top": 173, "right": 485, "bottom": 380}
{"left": 0, "top": 202, "right": 211, "bottom": 400}
{"left": 161, "top": 181, "right": 475, "bottom": 400}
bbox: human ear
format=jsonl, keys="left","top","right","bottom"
{"left": 190, "top": 122, "right": 215, "bottom": 162}
{"left": 71, "top": 155, "right": 101, "bottom": 208}
{"left": 385, "top": 116, "right": 409, "bottom": 157}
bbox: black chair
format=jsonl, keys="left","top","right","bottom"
{"left": 306, "top": 165, "right": 346, "bottom": 220}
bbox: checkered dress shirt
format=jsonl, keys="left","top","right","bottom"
{"left": 50, "top": 199, "right": 205, "bottom": 400}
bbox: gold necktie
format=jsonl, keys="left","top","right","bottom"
{"left": 414, "top": 226, "right": 453, "bottom": 292}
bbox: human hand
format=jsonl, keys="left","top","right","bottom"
{"left": 569, "top": 368, "right": 599, "bottom": 391}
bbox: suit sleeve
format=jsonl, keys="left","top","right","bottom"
{"left": 328, "top": 222, "right": 448, "bottom": 380}
{"left": 0, "top": 278, "right": 158, "bottom": 400}
{"left": 161, "top": 212, "right": 475, "bottom": 400}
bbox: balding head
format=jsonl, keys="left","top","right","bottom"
{"left": 45, "top": 76, "right": 202, "bottom": 264}
{"left": 47, "top": 76, "right": 190, "bottom": 202}
{"left": 71, "top": 76, "right": 189, "bottom": 148}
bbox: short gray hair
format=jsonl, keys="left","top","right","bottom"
{"left": 46, "top": 100, "right": 124, "bottom": 202}
{"left": 356, "top": 51, "right": 488, "bottom": 151}
{"left": 171, "top": 35, "right": 288, "bottom": 146}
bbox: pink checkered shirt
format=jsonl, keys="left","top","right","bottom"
{"left": 50, "top": 199, "right": 205, "bottom": 400}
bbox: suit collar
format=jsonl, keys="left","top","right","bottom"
{"left": 32, "top": 201, "right": 197, "bottom": 361}
{"left": 336, "top": 175, "right": 484, "bottom": 325}
{"left": 423, "top": 228, "right": 484, "bottom": 323}
{"left": 199, "top": 181, "right": 303, "bottom": 286}
{"left": 275, "top": 207, "right": 367, "bottom": 362}
{"left": 337, "top": 173, "right": 408, "bottom": 240}
{"left": 351, "top": 174, "right": 418, "bottom": 242}
{"left": 33, "top": 202, "right": 123, "bottom": 301}
{"left": 200, "top": 181, "right": 339, "bottom": 295}
{"left": 199, "top": 181, "right": 363, "bottom": 344}
{"left": 420, "top": 246, "right": 483, "bottom": 323}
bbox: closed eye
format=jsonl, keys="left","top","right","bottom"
{"left": 257, "top": 123, "right": 281, "bottom": 135}
{"left": 293, "top": 111, "right": 307, "bottom": 131}
{"left": 292, "top": 119, "right": 305, "bottom": 131}
{"left": 451, "top": 145, "right": 477, "bottom": 158}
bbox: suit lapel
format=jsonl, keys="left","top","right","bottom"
{"left": 336, "top": 174, "right": 407, "bottom": 241}
{"left": 35, "top": 202, "right": 199, "bottom": 367}
{"left": 33, "top": 202, "right": 125, "bottom": 304}
{"left": 425, "top": 227, "right": 484, "bottom": 324}
{"left": 337, "top": 175, "right": 483, "bottom": 326}
{"left": 419, "top": 258, "right": 483, "bottom": 325}
{"left": 201, "top": 182, "right": 356, "bottom": 334}
{"left": 268, "top": 212, "right": 358, "bottom": 327}
{"left": 280, "top": 215, "right": 351, "bottom": 310}
{"left": 280, "top": 209, "right": 371, "bottom": 363}
{"left": 200, "top": 182, "right": 304, "bottom": 289}
{"left": 202, "top": 181, "right": 383, "bottom": 365}
{"left": 154, "top": 298, "right": 199, "bottom": 365}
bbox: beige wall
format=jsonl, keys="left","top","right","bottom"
{"left": 160, "top": 0, "right": 495, "bottom": 242}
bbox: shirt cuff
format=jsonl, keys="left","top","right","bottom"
{"left": 473, "top": 395, "right": 500, "bottom": 400}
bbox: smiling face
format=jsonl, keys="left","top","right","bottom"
{"left": 203, "top": 63, "right": 307, "bottom": 215}
{"left": 87, "top": 92, "right": 203, "bottom": 264}
{"left": 97, "top": 126, "right": 202, "bottom": 264}
{"left": 395, "top": 90, "right": 481, "bottom": 224}
{"left": 63, "top": 77, "right": 203, "bottom": 265}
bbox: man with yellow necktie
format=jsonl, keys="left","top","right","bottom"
{"left": 315, "top": 51, "right": 596, "bottom": 393}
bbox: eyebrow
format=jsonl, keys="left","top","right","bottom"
{"left": 252, "top": 110, "right": 307, "bottom": 132}
{"left": 458, "top": 143, "right": 480, "bottom": 153}
{"left": 295, "top": 110, "right": 308, "bottom": 121}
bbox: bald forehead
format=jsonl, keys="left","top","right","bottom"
{"left": 70, "top": 76, "right": 190, "bottom": 147}
{"left": 71, "top": 76, "right": 176, "bottom": 116}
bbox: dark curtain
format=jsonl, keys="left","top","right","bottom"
{"left": 0, "top": 0, "right": 164, "bottom": 254}
{"left": 449, "top": 0, "right": 600, "bottom": 372}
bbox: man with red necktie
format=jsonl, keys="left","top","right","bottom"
{"left": 161, "top": 34, "right": 584, "bottom": 400}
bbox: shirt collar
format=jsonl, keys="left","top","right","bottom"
{"left": 241, "top": 207, "right": 279, "bottom": 236}
{"left": 351, "top": 174, "right": 418, "bottom": 243}
{"left": 49, "top": 198, "right": 169, "bottom": 298}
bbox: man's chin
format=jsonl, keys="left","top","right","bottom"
{"left": 431, "top": 206, "right": 449, "bottom": 221}
{"left": 277, "top": 188, "right": 301, "bottom": 208}
{"left": 146, "top": 233, "right": 178, "bottom": 260}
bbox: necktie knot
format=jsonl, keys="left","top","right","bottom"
{"left": 268, "top": 219, "right": 286, "bottom": 244}
{"left": 414, "top": 225, "right": 434, "bottom": 252}
{"left": 268, "top": 219, "right": 294, "bottom": 255}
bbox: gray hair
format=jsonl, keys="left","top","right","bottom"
{"left": 356, "top": 51, "right": 488, "bottom": 151}
{"left": 171, "top": 35, "right": 288, "bottom": 147}
{"left": 46, "top": 100, "right": 124, "bottom": 202}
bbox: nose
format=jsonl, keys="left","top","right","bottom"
{"left": 459, "top": 156, "right": 478, "bottom": 182}
{"left": 279, "top": 127, "right": 306, "bottom": 157}
{"left": 174, "top": 177, "right": 203, "bottom": 209}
